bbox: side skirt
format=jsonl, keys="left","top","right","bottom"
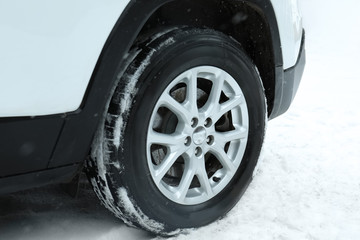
{"left": 0, "top": 164, "right": 82, "bottom": 195}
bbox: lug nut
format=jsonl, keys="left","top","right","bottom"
{"left": 195, "top": 147, "right": 202, "bottom": 157}
{"left": 191, "top": 118, "right": 198, "bottom": 128}
{"left": 206, "top": 135, "right": 214, "bottom": 145}
{"left": 184, "top": 136, "right": 191, "bottom": 146}
{"left": 204, "top": 118, "right": 212, "bottom": 128}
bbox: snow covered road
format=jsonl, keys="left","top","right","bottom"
{"left": 1, "top": 0, "right": 360, "bottom": 239}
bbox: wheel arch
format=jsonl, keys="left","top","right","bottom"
{"left": 78, "top": 0, "right": 283, "bottom": 118}
{"left": 48, "top": 0, "right": 283, "bottom": 168}
{"left": 135, "top": 0, "right": 283, "bottom": 114}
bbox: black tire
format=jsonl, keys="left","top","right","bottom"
{"left": 86, "top": 28, "right": 266, "bottom": 235}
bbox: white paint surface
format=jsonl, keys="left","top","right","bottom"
{"left": 271, "top": 0, "right": 303, "bottom": 69}
{"left": 0, "top": 0, "right": 129, "bottom": 117}
{"left": 0, "top": 0, "right": 301, "bottom": 117}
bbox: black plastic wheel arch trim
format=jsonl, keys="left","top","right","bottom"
{"left": 269, "top": 31, "right": 306, "bottom": 119}
{"left": 0, "top": 164, "right": 82, "bottom": 195}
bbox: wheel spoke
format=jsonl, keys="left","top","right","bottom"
{"left": 210, "top": 145, "right": 236, "bottom": 174}
{"left": 159, "top": 93, "right": 192, "bottom": 123}
{"left": 153, "top": 150, "right": 184, "bottom": 184}
{"left": 202, "top": 71, "right": 225, "bottom": 115}
{"left": 215, "top": 126, "right": 248, "bottom": 144}
{"left": 176, "top": 164, "right": 195, "bottom": 201}
{"left": 212, "top": 95, "right": 243, "bottom": 122}
{"left": 148, "top": 130, "right": 184, "bottom": 147}
{"left": 185, "top": 69, "right": 198, "bottom": 115}
{"left": 197, "top": 158, "right": 214, "bottom": 197}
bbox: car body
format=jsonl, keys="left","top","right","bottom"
{"left": 0, "top": 0, "right": 305, "bottom": 234}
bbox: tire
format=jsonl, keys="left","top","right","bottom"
{"left": 85, "top": 27, "right": 266, "bottom": 235}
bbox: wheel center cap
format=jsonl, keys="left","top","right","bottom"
{"left": 192, "top": 127, "right": 206, "bottom": 145}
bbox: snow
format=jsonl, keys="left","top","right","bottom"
{"left": 113, "top": 34, "right": 175, "bottom": 150}
{"left": 86, "top": 32, "right": 178, "bottom": 236}
{"left": 113, "top": 47, "right": 154, "bottom": 150}
{"left": 116, "top": 188, "right": 165, "bottom": 233}
{"left": 1, "top": 0, "right": 360, "bottom": 239}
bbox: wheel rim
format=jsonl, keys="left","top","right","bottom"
{"left": 146, "top": 66, "right": 249, "bottom": 205}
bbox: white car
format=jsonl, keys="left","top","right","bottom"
{"left": 0, "top": 0, "right": 305, "bottom": 235}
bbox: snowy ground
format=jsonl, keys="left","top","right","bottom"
{"left": 1, "top": 0, "right": 360, "bottom": 239}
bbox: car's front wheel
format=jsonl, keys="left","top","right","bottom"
{"left": 86, "top": 28, "right": 266, "bottom": 235}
